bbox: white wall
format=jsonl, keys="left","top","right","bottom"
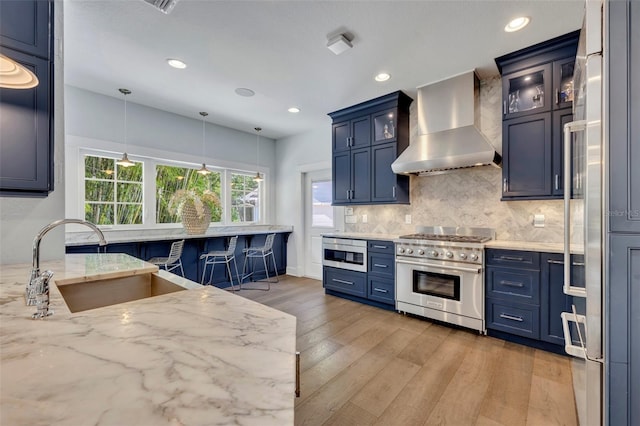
{"left": 0, "top": 3, "right": 66, "bottom": 265}
{"left": 275, "top": 125, "right": 332, "bottom": 276}
{"left": 64, "top": 85, "right": 277, "bottom": 224}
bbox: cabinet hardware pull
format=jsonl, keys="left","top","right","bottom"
{"left": 332, "top": 278, "right": 354, "bottom": 285}
{"left": 373, "top": 288, "right": 388, "bottom": 293}
{"left": 503, "top": 100, "right": 507, "bottom": 115}
{"left": 373, "top": 245, "right": 387, "bottom": 249}
{"left": 392, "top": 186, "right": 396, "bottom": 198}
{"left": 500, "top": 280, "right": 524, "bottom": 288}
{"left": 499, "top": 313, "right": 524, "bottom": 322}
{"left": 556, "top": 90, "right": 560, "bottom": 105}
{"left": 295, "top": 351, "right": 301, "bottom": 397}
{"left": 499, "top": 256, "right": 524, "bottom": 261}
{"left": 503, "top": 178, "right": 508, "bottom": 193}
{"left": 373, "top": 263, "right": 388, "bottom": 268}
{"left": 547, "top": 259, "right": 585, "bottom": 267}
{"left": 555, "top": 174, "right": 560, "bottom": 190}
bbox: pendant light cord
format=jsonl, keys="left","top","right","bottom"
{"left": 118, "top": 88, "right": 131, "bottom": 153}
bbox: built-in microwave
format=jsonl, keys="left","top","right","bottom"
{"left": 322, "top": 237, "right": 367, "bottom": 273}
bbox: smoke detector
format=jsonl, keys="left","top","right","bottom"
{"left": 142, "top": 0, "right": 180, "bottom": 14}
{"left": 327, "top": 34, "right": 353, "bottom": 55}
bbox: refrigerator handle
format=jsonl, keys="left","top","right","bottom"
{"left": 563, "top": 120, "right": 587, "bottom": 297}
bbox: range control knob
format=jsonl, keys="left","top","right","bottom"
{"left": 459, "top": 253, "right": 467, "bottom": 260}
{"left": 417, "top": 249, "right": 425, "bottom": 255}
{"left": 430, "top": 250, "right": 439, "bottom": 257}
{"left": 470, "top": 253, "right": 479, "bottom": 261}
{"left": 398, "top": 247, "right": 405, "bottom": 254}
{"left": 446, "top": 251, "right": 454, "bottom": 258}
{"left": 406, "top": 248, "right": 414, "bottom": 254}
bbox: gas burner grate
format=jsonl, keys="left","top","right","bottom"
{"left": 399, "top": 233, "right": 492, "bottom": 243}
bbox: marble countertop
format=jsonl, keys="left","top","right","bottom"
{"left": 66, "top": 224, "right": 293, "bottom": 246}
{"left": 321, "top": 232, "right": 399, "bottom": 241}
{"left": 0, "top": 254, "right": 296, "bottom": 425}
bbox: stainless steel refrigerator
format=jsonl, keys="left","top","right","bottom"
{"left": 560, "top": 0, "right": 605, "bottom": 424}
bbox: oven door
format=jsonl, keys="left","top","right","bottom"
{"left": 396, "top": 257, "right": 483, "bottom": 321}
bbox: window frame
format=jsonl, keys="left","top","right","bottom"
{"left": 75, "top": 148, "right": 266, "bottom": 229}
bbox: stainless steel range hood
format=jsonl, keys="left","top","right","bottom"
{"left": 392, "top": 71, "right": 501, "bottom": 176}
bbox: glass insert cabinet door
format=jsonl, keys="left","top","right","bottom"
{"left": 554, "top": 57, "right": 575, "bottom": 109}
{"left": 372, "top": 108, "right": 397, "bottom": 144}
{"left": 502, "top": 63, "right": 552, "bottom": 118}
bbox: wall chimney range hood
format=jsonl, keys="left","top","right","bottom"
{"left": 391, "top": 71, "right": 501, "bottom": 176}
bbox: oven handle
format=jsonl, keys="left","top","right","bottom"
{"left": 395, "top": 258, "right": 482, "bottom": 274}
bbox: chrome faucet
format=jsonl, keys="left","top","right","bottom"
{"left": 27, "top": 219, "right": 107, "bottom": 316}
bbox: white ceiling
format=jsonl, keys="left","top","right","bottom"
{"left": 64, "top": 0, "right": 584, "bottom": 140}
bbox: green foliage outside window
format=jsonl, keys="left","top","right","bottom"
{"left": 156, "top": 165, "right": 222, "bottom": 223}
{"left": 84, "top": 155, "right": 143, "bottom": 225}
{"left": 231, "top": 173, "right": 259, "bottom": 222}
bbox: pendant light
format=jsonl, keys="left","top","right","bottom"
{"left": 253, "top": 127, "right": 263, "bottom": 182}
{"left": 0, "top": 54, "right": 39, "bottom": 89}
{"left": 197, "top": 111, "right": 211, "bottom": 176}
{"left": 116, "top": 88, "right": 135, "bottom": 167}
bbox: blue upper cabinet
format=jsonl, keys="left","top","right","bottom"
{"left": 328, "top": 91, "right": 412, "bottom": 206}
{"left": 496, "top": 30, "right": 579, "bottom": 201}
{"left": 0, "top": 0, "right": 54, "bottom": 196}
{"left": 0, "top": 0, "right": 51, "bottom": 60}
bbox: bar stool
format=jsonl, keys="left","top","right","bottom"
{"left": 241, "top": 233, "right": 278, "bottom": 290}
{"left": 200, "top": 236, "right": 240, "bottom": 291}
{"left": 148, "top": 239, "right": 185, "bottom": 277}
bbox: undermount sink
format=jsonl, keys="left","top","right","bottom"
{"left": 56, "top": 272, "right": 186, "bottom": 313}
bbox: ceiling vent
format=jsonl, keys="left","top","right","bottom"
{"left": 142, "top": 0, "right": 180, "bottom": 14}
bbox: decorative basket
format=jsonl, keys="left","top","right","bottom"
{"left": 181, "top": 202, "right": 211, "bottom": 235}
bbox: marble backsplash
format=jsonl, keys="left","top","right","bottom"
{"left": 345, "top": 76, "right": 566, "bottom": 243}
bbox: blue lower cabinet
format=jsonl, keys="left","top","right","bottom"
{"left": 486, "top": 298, "right": 540, "bottom": 339}
{"left": 66, "top": 232, "right": 290, "bottom": 285}
{"left": 323, "top": 266, "right": 366, "bottom": 298}
{"left": 367, "top": 276, "right": 394, "bottom": 305}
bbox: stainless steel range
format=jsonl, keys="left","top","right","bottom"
{"left": 394, "top": 226, "right": 495, "bottom": 333}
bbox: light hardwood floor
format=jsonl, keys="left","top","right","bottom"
{"left": 236, "top": 275, "right": 577, "bottom": 426}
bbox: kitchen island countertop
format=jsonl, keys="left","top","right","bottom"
{"left": 0, "top": 254, "right": 296, "bottom": 426}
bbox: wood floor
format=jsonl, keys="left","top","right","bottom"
{"left": 236, "top": 275, "right": 578, "bottom": 426}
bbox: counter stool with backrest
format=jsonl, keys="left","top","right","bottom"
{"left": 148, "top": 239, "right": 185, "bottom": 277}
{"left": 200, "top": 236, "right": 240, "bottom": 291}
{"left": 240, "top": 233, "right": 278, "bottom": 290}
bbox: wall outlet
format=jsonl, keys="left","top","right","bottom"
{"left": 533, "top": 214, "right": 545, "bottom": 228}
{"left": 405, "top": 214, "right": 412, "bottom": 224}
{"left": 345, "top": 215, "right": 357, "bottom": 224}
{"left": 362, "top": 214, "right": 368, "bottom": 223}
{"left": 345, "top": 207, "right": 354, "bottom": 216}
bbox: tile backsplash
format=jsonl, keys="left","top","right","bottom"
{"left": 345, "top": 76, "right": 565, "bottom": 243}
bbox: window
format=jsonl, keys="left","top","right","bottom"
{"left": 231, "top": 173, "right": 260, "bottom": 223}
{"left": 311, "top": 180, "right": 334, "bottom": 227}
{"left": 84, "top": 155, "right": 143, "bottom": 225}
{"left": 156, "top": 165, "right": 222, "bottom": 223}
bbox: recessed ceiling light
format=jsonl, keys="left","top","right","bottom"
{"left": 505, "top": 16, "right": 530, "bottom": 32}
{"left": 235, "top": 87, "right": 255, "bottom": 97}
{"left": 167, "top": 58, "right": 187, "bottom": 69}
{"left": 375, "top": 73, "right": 391, "bottom": 82}
{"left": 288, "top": 107, "right": 300, "bottom": 113}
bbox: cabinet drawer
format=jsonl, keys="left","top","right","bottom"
{"left": 323, "top": 267, "right": 366, "bottom": 298}
{"left": 367, "top": 240, "right": 395, "bottom": 255}
{"left": 486, "top": 249, "right": 540, "bottom": 269}
{"left": 486, "top": 299, "right": 540, "bottom": 339}
{"left": 486, "top": 267, "right": 539, "bottom": 304}
{"left": 368, "top": 253, "right": 394, "bottom": 278}
{"left": 367, "top": 276, "right": 394, "bottom": 305}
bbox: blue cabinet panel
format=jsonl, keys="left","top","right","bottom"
{"left": 351, "top": 147, "right": 371, "bottom": 203}
{"left": 367, "top": 276, "right": 394, "bottom": 305}
{"left": 486, "top": 298, "right": 540, "bottom": 339}
{"left": 323, "top": 266, "right": 366, "bottom": 298}
{"left": 551, "top": 108, "right": 573, "bottom": 197}
{"left": 332, "top": 121, "right": 350, "bottom": 153}
{"left": 332, "top": 152, "right": 351, "bottom": 204}
{"left": 367, "top": 240, "right": 395, "bottom": 255}
{"left": 0, "top": 0, "right": 51, "bottom": 59}
{"left": 486, "top": 249, "right": 540, "bottom": 268}
{"left": 486, "top": 267, "right": 539, "bottom": 304}
{"left": 502, "top": 112, "right": 552, "bottom": 198}
{"left": 368, "top": 252, "right": 394, "bottom": 279}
